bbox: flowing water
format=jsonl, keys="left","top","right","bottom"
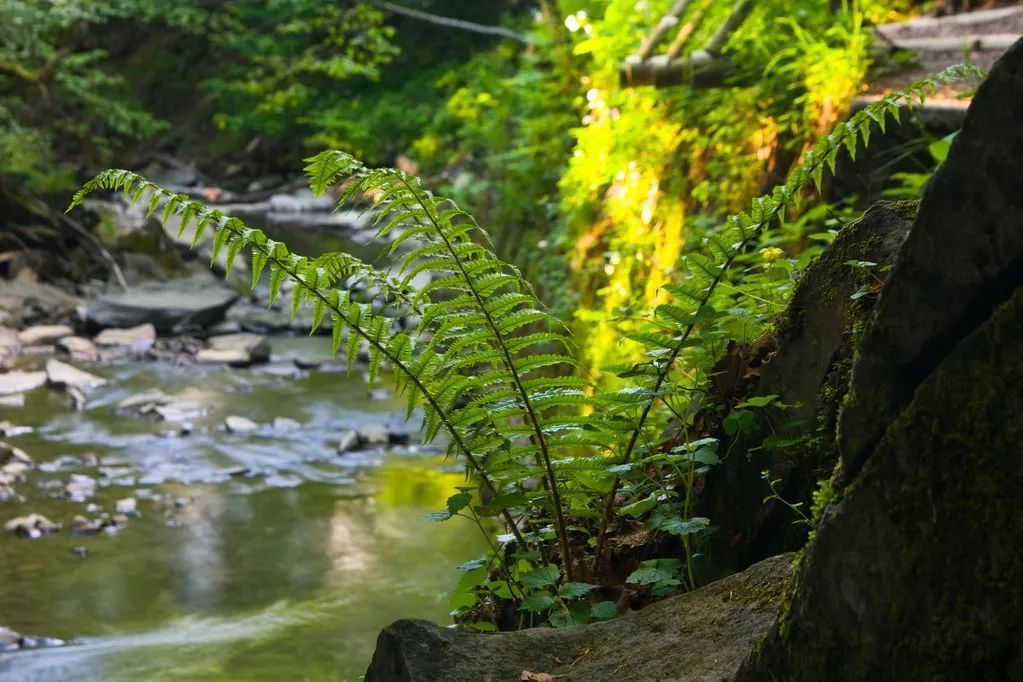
{"left": 0, "top": 335, "right": 487, "bottom": 681}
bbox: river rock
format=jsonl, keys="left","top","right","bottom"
{"left": 4, "top": 513, "right": 60, "bottom": 538}
{"left": 45, "top": 359, "right": 107, "bottom": 391}
{"left": 115, "top": 497, "right": 138, "bottom": 515}
{"left": 69, "top": 514, "right": 103, "bottom": 536}
{"left": 337, "top": 429, "right": 359, "bottom": 453}
{"left": 155, "top": 400, "right": 205, "bottom": 422}
{"left": 116, "top": 388, "right": 172, "bottom": 413}
{"left": 365, "top": 554, "right": 792, "bottom": 681}
{"left": 197, "top": 332, "right": 270, "bottom": 366}
{"left": 357, "top": 424, "right": 390, "bottom": 447}
{"left": 1, "top": 442, "right": 32, "bottom": 468}
{"left": 85, "top": 277, "right": 238, "bottom": 333}
{"left": 65, "top": 474, "right": 97, "bottom": 502}
{"left": 225, "top": 416, "right": 259, "bottom": 433}
{"left": 0, "top": 421, "right": 32, "bottom": 438}
{"left": 57, "top": 335, "right": 100, "bottom": 361}
{"left": 0, "top": 627, "right": 19, "bottom": 651}
{"left": 17, "top": 324, "right": 74, "bottom": 346}
{"left": 0, "top": 370, "right": 46, "bottom": 395}
{"left": 94, "top": 323, "right": 156, "bottom": 352}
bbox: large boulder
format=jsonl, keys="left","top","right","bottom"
{"left": 85, "top": 276, "right": 237, "bottom": 333}
{"left": 735, "top": 38, "right": 1023, "bottom": 681}
{"left": 365, "top": 554, "right": 792, "bottom": 682}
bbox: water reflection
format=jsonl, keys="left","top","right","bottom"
{"left": 0, "top": 337, "right": 486, "bottom": 681}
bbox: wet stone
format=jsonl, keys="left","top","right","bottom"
{"left": 57, "top": 335, "right": 100, "bottom": 361}
{"left": 0, "top": 421, "right": 32, "bottom": 437}
{"left": 197, "top": 332, "right": 270, "bottom": 367}
{"left": 94, "top": 323, "right": 156, "bottom": 352}
{"left": 337, "top": 429, "right": 359, "bottom": 453}
{"left": 45, "top": 359, "right": 107, "bottom": 391}
{"left": 17, "top": 324, "right": 74, "bottom": 346}
{"left": 225, "top": 416, "right": 260, "bottom": 433}
{"left": 0, "top": 370, "right": 47, "bottom": 395}
{"left": 357, "top": 424, "right": 390, "bottom": 447}
{"left": 0, "top": 393, "right": 26, "bottom": 408}
{"left": 115, "top": 497, "right": 138, "bottom": 515}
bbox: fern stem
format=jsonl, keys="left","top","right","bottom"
{"left": 246, "top": 230, "right": 533, "bottom": 553}
{"left": 399, "top": 177, "right": 576, "bottom": 581}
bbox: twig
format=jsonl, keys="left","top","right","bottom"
{"left": 59, "top": 214, "right": 129, "bottom": 292}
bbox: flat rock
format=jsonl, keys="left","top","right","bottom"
{"left": 94, "top": 323, "right": 156, "bottom": 351}
{"left": 154, "top": 400, "right": 205, "bottom": 422}
{"left": 0, "top": 371, "right": 46, "bottom": 395}
{"left": 0, "top": 327, "right": 18, "bottom": 355}
{"left": 0, "top": 421, "right": 32, "bottom": 438}
{"left": 45, "top": 359, "right": 107, "bottom": 391}
{"left": 0, "top": 442, "right": 32, "bottom": 467}
{"left": 57, "top": 336, "right": 100, "bottom": 361}
{"left": 272, "top": 417, "right": 301, "bottom": 430}
{"left": 196, "top": 332, "right": 271, "bottom": 367}
{"left": 86, "top": 277, "right": 238, "bottom": 333}
{"left": 365, "top": 554, "right": 793, "bottom": 682}
{"left": 225, "top": 416, "right": 259, "bottom": 433}
{"left": 17, "top": 324, "right": 74, "bottom": 346}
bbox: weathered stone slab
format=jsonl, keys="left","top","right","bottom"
{"left": 366, "top": 554, "right": 792, "bottom": 682}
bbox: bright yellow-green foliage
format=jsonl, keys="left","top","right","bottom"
{"left": 556, "top": 0, "right": 873, "bottom": 376}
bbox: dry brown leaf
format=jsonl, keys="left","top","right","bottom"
{"left": 520, "top": 671, "right": 558, "bottom": 681}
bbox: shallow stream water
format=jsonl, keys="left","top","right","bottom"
{"left": 0, "top": 336, "right": 486, "bottom": 681}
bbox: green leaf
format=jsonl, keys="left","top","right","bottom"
{"left": 558, "top": 582, "right": 597, "bottom": 599}
{"left": 590, "top": 601, "right": 618, "bottom": 620}
{"left": 519, "top": 593, "right": 556, "bottom": 612}
{"left": 520, "top": 565, "right": 561, "bottom": 589}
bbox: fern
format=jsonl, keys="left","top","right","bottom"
{"left": 589, "top": 63, "right": 985, "bottom": 572}
{"left": 69, "top": 151, "right": 601, "bottom": 583}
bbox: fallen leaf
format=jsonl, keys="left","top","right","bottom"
{"left": 520, "top": 671, "right": 557, "bottom": 681}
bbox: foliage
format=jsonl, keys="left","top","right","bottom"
{"left": 70, "top": 64, "right": 979, "bottom": 629}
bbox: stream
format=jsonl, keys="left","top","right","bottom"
{"left": 0, "top": 284, "right": 487, "bottom": 678}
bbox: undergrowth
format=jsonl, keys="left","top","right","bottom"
{"left": 70, "top": 64, "right": 981, "bottom": 630}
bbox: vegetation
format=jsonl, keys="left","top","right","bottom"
{"left": 69, "top": 62, "right": 978, "bottom": 629}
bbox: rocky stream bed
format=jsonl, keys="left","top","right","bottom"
{"left": 0, "top": 184, "right": 486, "bottom": 681}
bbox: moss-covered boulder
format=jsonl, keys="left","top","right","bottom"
{"left": 735, "top": 37, "right": 1023, "bottom": 681}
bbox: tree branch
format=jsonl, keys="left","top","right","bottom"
{"left": 370, "top": 1, "right": 533, "bottom": 44}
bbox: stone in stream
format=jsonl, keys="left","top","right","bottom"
{"left": 0, "top": 370, "right": 47, "bottom": 395}
{"left": 85, "top": 276, "right": 238, "bottom": 333}
{"left": 0, "top": 421, "right": 32, "bottom": 437}
{"left": 155, "top": 400, "right": 205, "bottom": 422}
{"left": 357, "top": 424, "right": 390, "bottom": 447}
{"left": 94, "top": 323, "right": 157, "bottom": 352}
{"left": 17, "top": 324, "right": 74, "bottom": 346}
{"left": 4, "top": 513, "right": 61, "bottom": 538}
{"left": 69, "top": 515, "right": 103, "bottom": 536}
{"left": 337, "top": 429, "right": 359, "bottom": 453}
{"left": 56, "top": 335, "right": 100, "bottom": 361}
{"left": 65, "top": 474, "right": 97, "bottom": 502}
{"left": 0, "top": 627, "right": 20, "bottom": 651}
{"left": 115, "top": 497, "right": 138, "bottom": 516}
{"left": 272, "top": 417, "right": 302, "bottom": 431}
{"left": 196, "top": 332, "right": 271, "bottom": 366}
{"left": 0, "top": 327, "right": 19, "bottom": 356}
{"left": 225, "top": 416, "right": 260, "bottom": 433}
{"left": 0, "top": 442, "right": 32, "bottom": 468}
{"left": 45, "top": 359, "right": 107, "bottom": 391}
